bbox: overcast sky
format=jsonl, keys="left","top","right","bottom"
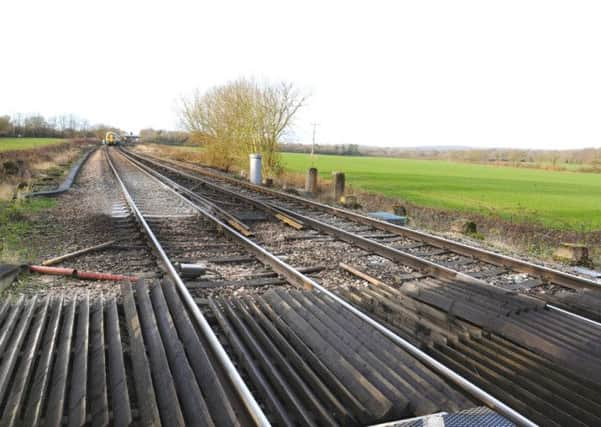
{"left": 2, "top": 1, "right": 600, "bottom": 149}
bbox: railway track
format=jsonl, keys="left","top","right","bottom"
{"left": 20, "top": 148, "right": 160, "bottom": 295}
{"left": 2, "top": 146, "right": 599, "bottom": 425}
{"left": 103, "top": 147, "right": 530, "bottom": 425}
{"left": 107, "top": 147, "right": 601, "bottom": 425}
{"left": 112, "top": 148, "right": 600, "bottom": 424}
{"left": 124, "top": 148, "right": 601, "bottom": 322}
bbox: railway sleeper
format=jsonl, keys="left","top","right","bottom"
{"left": 206, "top": 288, "right": 476, "bottom": 426}
{"left": 392, "top": 278, "right": 601, "bottom": 382}
{"left": 0, "top": 281, "right": 252, "bottom": 426}
{"left": 342, "top": 282, "right": 601, "bottom": 426}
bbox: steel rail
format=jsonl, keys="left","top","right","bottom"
{"left": 548, "top": 304, "right": 601, "bottom": 327}
{"left": 118, "top": 150, "right": 315, "bottom": 290}
{"left": 121, "top": 149, "right": 544, "bottom": 306}
{"left": 116, "top": 148, "right": 538, "bottom": 427}
{"left": 123, "top": 148, "right": 304, "bottom": 229}
{"left": 128, "top": 149, "right": 601, "bottom": 293}
{"left": 269, "top": 202, "right": 549, "bottom": 304}
{"left": 271, "top": 198, "right": 601, "bottom": 326}
{"left": 104, "top": 148, "right": 271, "bottom": 427}
{"left": 124, "top": 149, "right": 601, "bottom": 325}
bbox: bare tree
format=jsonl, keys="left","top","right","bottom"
{"left": 180, "top": 78, "right": 306, "bottom": 175}
{"left": 56, "top": 115, "right": 69, "bottom": 133}
{"left": 0, "top": 116, "right": 11, "bottom": 136}
{"left": 23, "top": 115, "right": 48, "bottom": 137}
{"left": 139, "top": 128, "right": 189, "bottom": 144}
{"left": 79, "top": 119, "right": 90, "bottom": 138}
{"left": 11, "top": 113, "right": 24, "bottom": 137}
{"left": 47, "top": 116, "right": 58, "bottom": 137}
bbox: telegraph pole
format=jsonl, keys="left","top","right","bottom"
{"left": 310, "top": 122, "right": 319, "bottom": 157}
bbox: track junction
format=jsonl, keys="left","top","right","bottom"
{"left": 0, "top": 146, "right": 600, "bottom": 426}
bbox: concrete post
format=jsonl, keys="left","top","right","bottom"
{"left": 332, "top": 171, "right": 345, "bottom": 201}
{"left": 249, "top": 153, "right": 262, "bottom": 185}
{"left": 305, "top": 168, "right": 318, "bottom": 194}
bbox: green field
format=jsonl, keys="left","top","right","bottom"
{"left": 0, "top": 138, "right": 65, "bottom": 152}
{"left": 282, "top": 153, "right": 601, "bottom": 230}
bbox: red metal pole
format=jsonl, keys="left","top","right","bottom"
{"left": 29, "top": 265, "right": 75, "bottom": 276}
{"left": 29, "top": 265, "right": 137, "bottom": 282}
{"left": 76, "top": 270, "right": 138, "bottom": 282}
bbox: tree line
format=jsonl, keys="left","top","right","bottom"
{"left": 0, "top": 113, "right": 121, "bottom": 139}
{"left": 139, "top": 128, "right": 189, "bottom": 145}
{"left": 442, "top": 147, "right": 601, "bottom": 167}
{"left": 282, "top": 143, "right": 361, "bottom": 156}
{"left": 179, "top": 78, "right": 306, "bottom": 176}
{"left": 280, "top": 143, "right": 601, "bottom": 170}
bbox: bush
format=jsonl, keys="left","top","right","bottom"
{"left": 180, "top": 78, "right": 306, "bottom": 177}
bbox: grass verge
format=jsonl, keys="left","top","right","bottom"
{"left": 282, "top": 152, "right": 601, "bottom": 231}
{"left": 0, "top": 140, "right": 83, "bottom": 200}
{"left": 0, "top": 138, "right": 66, "bottom": 152}
{"left": 0, "top": 197, "right": 57, "bottom": 263}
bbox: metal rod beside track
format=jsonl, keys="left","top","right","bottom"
{"left": 104, "top": 148, "right": 271, "bottom": 427}
{"left": 116, "top": 148, "right": 538, "bottom": 427}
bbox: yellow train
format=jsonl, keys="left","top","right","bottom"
{"left": 105, "top": 131, "right": 121, "bottom": 145}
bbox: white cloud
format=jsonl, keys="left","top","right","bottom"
{"left": 1, "top": 0, "right": 600, "bottom": 149}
